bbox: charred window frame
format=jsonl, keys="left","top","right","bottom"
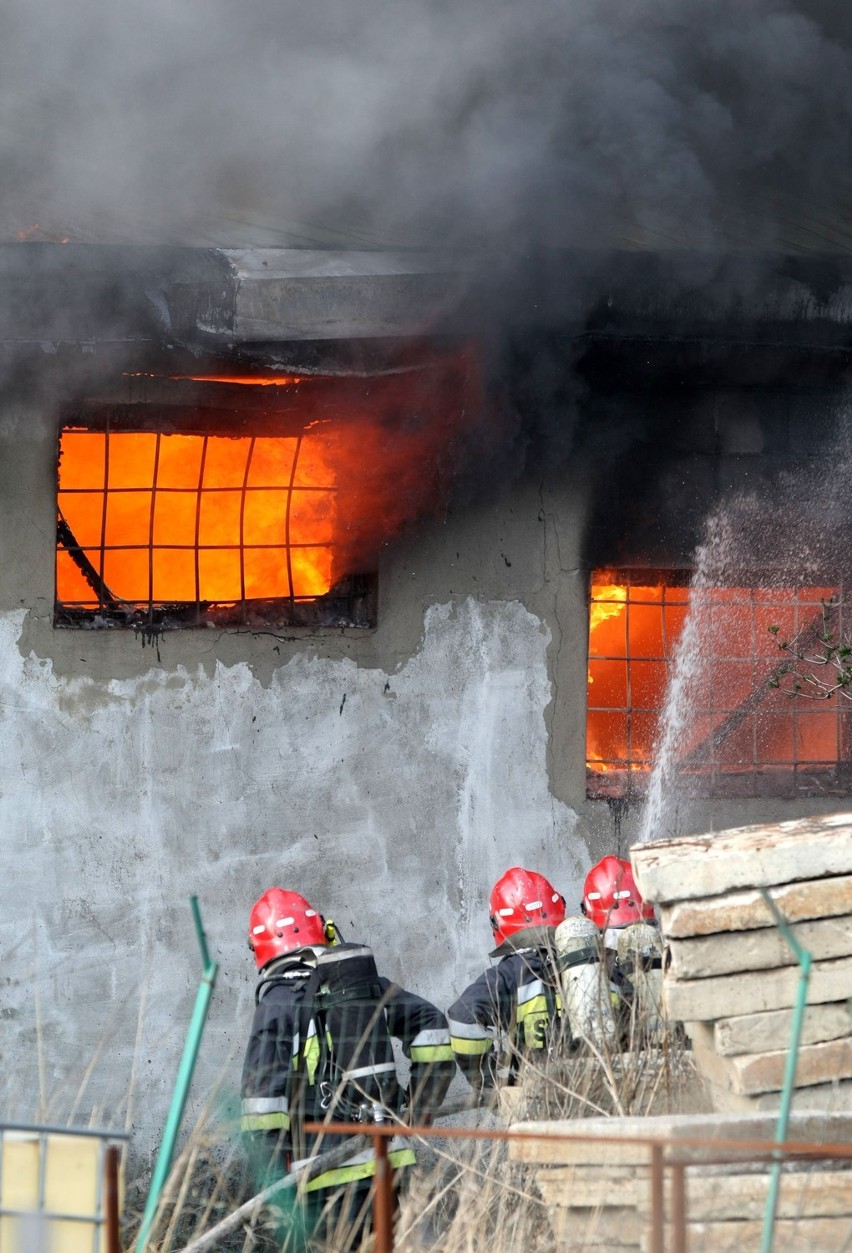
{"left": 55, "top": 403, "right": 376, "bottom": 631}
{"left": 586, "top": 570, "right": 852, "bottom": 801}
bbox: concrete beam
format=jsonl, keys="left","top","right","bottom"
{"left": 642, "top": 1218, "right": 852, "bottom": 1253}
{"left": 660, "top": 875, "right": 852, "bottom": 939}
{"left": 635, "top": 1169, "right": 852, "bottom": 1222}
{"left": 663, "top": 956, "right": 852, "bottom": 1021}
{"left": 4, "top": 244, "right": 852, "bottom": 350}
{"left": 508, "top": 1111, "right": 852, "bottom": 1166}
{"left": 632, "top": 813, "right": 852, "bottom": 904}
{"left": 708, "top": 1080, "right": 852, "bottom": 1114}
{"left": 213, "top": 249, "right": 476, "bottom": 341}
{"left": 0, "top": 244, "right": 476, "bottom": 346}
{"left": 668, "top": 914, "right": 852, "bottom": 978}
{"left": 691, "top": 1037, "right": 852, "bottom": 1096}
{"left": 687, "top": 1001, "right": 852, "bottom": 1057}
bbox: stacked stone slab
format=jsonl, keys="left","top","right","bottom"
{"left": 631, "top": 812, "right": 852, "bottom": 1112}
{"left": 509, "top": 1111, "right": 852, "bottom": 1251}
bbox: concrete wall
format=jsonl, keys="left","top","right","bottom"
{"left": 0, "top": 346, "right": 849, "bottom": 1160}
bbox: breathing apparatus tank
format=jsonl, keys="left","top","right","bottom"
{"left": 554, "top": 916, "right": 617, "bottom": 1049}
{"left": 615, "top": 922, "right": 666, "bottom": 1046}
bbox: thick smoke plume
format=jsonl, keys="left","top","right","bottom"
{"left": 1, "top": 0, "right": 851, "bottom": 252}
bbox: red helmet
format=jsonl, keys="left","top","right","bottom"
{"left": 581, "top": 856, "right": 654, "bottom": 929}
{"left": 489, "top": 867, "right": 566, "bottom": 946}
{"left": 248, "top": 888, "right": 327, "bottom": 969}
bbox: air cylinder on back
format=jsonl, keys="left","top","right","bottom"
{"left": 554, "top": 916, "right": 616, "bottom": 1048}
{"left": 616, "top": 922, "right": 666, "bottom": 1045}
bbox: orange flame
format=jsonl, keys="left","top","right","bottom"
{"left": 588, "top": 581, "right": 628, "bottom": 652}
{"left": 57, "top": 432, "right": 335, "bottom": 605}
{"left": 123, "top": 372, "right": 302, "bottom": 386}
{"left": 586, "top": 574, "right": 843, "bottom": 783}
{"left": 57, "top": 344, "right": 483, "bottom": 613}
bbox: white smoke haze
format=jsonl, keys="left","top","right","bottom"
{"left": 1, "top": 0, "right": 851, "bottom": 250}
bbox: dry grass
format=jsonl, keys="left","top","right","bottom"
{"left": 119, "top": 1014, "right": 702, "bottom": 1252}
{"left": 395, "top": 1141, "right": 558, "bottom": 1253}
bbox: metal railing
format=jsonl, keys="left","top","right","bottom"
{"left": 303, "top": 1118, "right": 852, "bottom": 1253}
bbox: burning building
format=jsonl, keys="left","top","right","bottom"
{"left": 1, "top": 241, "right": 851, "bottom": 1148}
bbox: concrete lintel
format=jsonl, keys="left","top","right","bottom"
{"left": 2, "top": 244, "right": 852, "bottom": 349}
{"left": 216, "top": 248, "right": 477, "bottom": 341}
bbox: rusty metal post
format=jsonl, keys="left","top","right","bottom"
{"left": 104, "top": 1144, "right": 121, "bottom": 1253}
{"left": 670, "top": 1161, "right": 686, "bottom": 1253}
{"left": 649, "top": 1143, "right": 665, "bottom": 1253}
{"left": 372, "top": 1129, "right": 394, "bottom": 1253}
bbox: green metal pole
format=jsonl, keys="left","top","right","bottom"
{"left": 136, "top": 896, "right": 219, "bottom": 1253}
{"left": 758, "top": 888, "right": 812, "bottom": 1253}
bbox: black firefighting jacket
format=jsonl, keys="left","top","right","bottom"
{"left": 240, "top": 947, "right": 456, "bottom": 1189}
{"left": 447, "top": 945, "right": 559, "bottom": 1089}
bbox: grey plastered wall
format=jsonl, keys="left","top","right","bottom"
{"left": 1, "top": 339, "right": 850, "bottom": 1160}
{"left": 0, "top": 350, "right": 592, "bottom": 1157}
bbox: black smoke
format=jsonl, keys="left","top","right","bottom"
{"left": 1, "top": 0, "right": 851, "bottom": 253}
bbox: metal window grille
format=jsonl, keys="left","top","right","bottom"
{"left": 55, "top": 423, "right": 375, "bottom": 630}
{"left": 586, "top": 570, "right": 851, "bottom": 800}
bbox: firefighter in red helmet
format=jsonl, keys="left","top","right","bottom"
{"left": 240, "top": 887, "right": 455, "bottom": 1246}
{"left": 447, "top": 867, "right": 566, "bottom": 1091}
{"left": 581, "top": 856, "right": 664, "bottom": 1045}
{"left": 581, "top": 856, "right": 655, "bottom": 932}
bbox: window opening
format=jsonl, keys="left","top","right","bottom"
{"left": 56, "top": 424, "right": 341, "bottom": 628}
{"left": 55, "top": 345, "right": 481, "bottom": 631}
{"left": 587, "top": 571, "right": 850, "bottom": 799}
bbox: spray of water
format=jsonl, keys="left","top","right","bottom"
{"left": 639, "top": 427, "right": 852, "bottom": 844}
{"left": 638, "top": 512, "right": 736, "bottom": 843}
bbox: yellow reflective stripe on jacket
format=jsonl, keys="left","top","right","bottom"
{"left": 516, "top": 977, "right": 548, "bottom": 1047}
{"left": 410, "top": 1027, "right": 454, "bottom": 1064}
{"left": 450, "top": 1034, "right": 493, "bottom": 1056}
{"left": 410, "top": 1043, "right": 455, "bottom": 1063}
{"left": 241, "top": 1111, "right": 290, "bottom": 1133}
{"left": 304, "top": 1148, "right": 416, "bottom": 1192}
{"left": 241, "top": 1095, "right": 289, "bottom": 1133}
{"left": 516, "top": 990, "right": 549, "bottom": 1050}
{"left": 448, "top": 1016, "right": 493, "bottom": 1057}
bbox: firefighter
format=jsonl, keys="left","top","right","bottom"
{"left": 240, "top": 887, "right": 456, "bottom": 1246}
{"left": 580, "top": 856, "right": 664, "bottom": 1044}
{"left": 447, "top": 867, "right": 566, "bottom": 1091}
{"left": 580, "top": 855, "right": 655, "bottom": 935}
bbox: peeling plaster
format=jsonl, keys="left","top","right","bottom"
{"left": 0, "top": 598, "right": 583, "bottom": 1152}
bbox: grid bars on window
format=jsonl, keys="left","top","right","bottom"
{"left": 56, "top": 428, "right": 337, "bottom": 618}
{"left": 586, "top": 573, "right": 848, "bottom": 798}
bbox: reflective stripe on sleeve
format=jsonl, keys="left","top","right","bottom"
{"left": 410, "top": 1028, "right": 451, "bottom": 1048}
{"left": 241, "top": 1111, "right": 290, "bottom": 1132}
{"left": 410, "top": 1043, "right": 456, "bottom": 1062}
{"left": 410, "top": 1026, "right": 454, "bottom": 1063}
{"left": 448, "top": 1016, "right": 494, "bottom": 1056}
{"left": 449, "top": 1037, "right": 494, "bottom": 1056}
{"left": 242, "top": 1096, "right": 289, "bottom": 1116}
{"left": 447, "top": 1017, "right": 493, "bottom": 1040}
{"left": 241, "top": 1095, "right": 290, "bottom": 1133}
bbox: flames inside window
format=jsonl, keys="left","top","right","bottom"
{"left": 55, "top": 348, "right": 480, "bottom": 629}
{"left": 57, "top": 429, "right": 338, "bottom": 622}
{"left": 587, "top": 571, "right": 851, "bottom": 798}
